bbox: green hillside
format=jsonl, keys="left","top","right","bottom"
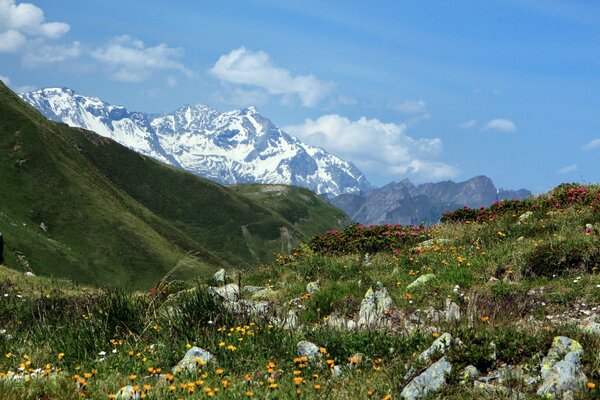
{"left": 0, "top": 82, "right": 348, "bottom": 289}
{"left": 0, "top": 184, "right": 597, "bottom": 399}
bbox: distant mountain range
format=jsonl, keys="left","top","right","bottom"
{"left": 329, "top": 176, "right": 531, "bottom": 226}
{"left": 20, "top": 88, "right": 371, "bottom": 196}
{"left": 20, "top": 87, "right": 531, "bottom": 226}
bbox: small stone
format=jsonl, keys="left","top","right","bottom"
{"left": 418, "top": 333, "right": 452, "bottom": 363}
{"left": 24, "top": 271, "right": 35, "bottom": 277}
{"left": 297, "top": 341, "right": 320, "bottom": 360}
{"left": 208, "top": 283, "right": 239, "bottom": 302}
{"left": 407, "top": 274, "right": 436, "bottom": 289}
{"left": 213, "top": 268, "right": 229, "bottom": 284}
{"left": 401, "top": 357, "right": 452, "bottom": 400}
{"left": 115, "top": 386, "right": 140, "bottom": 400}
{"left": 173, "top": 347, "right": 214, "bottom": 374}
{"left": 444, "top": 299, "right": 461, "bottom": 322}
{"left": 306, "top": 281, "right": 320, "bottom": 294}
{"left": 39, "top": 222, "right": 47, "bottom": 232}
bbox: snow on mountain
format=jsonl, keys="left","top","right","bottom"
{"left": 20, "top": 88, "right": 371, "bottom": 196}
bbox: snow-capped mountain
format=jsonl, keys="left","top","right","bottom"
{"left": 20, "top": 88, "right": 371, "bottom": 196}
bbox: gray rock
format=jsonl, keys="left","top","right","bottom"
{"left": 444, "top": 298, "right": 461, "bottom": 322}
{"left": 537, "top": 337, "right": 588, "bottom": 398}
{"left": 115, "top": 386, "right": 141, "bottom": 400}
{"left": 578, "top": 320, "right": 600, "bottom": 335}
{"left": 418, "top": 333, "right": 452, "bottom": 363}
{"left": 401, "top": 357, "right": 452, "bottom": 400}
{"left": 406, "top": 274, "right": 436, "bottom": 289}
{"left": 539, "top": 336, "right": 583, "bottom": 379}
{"left": 242, "top": 285, "right": 264, "bottom": 294}
{"left": 208, "top": 283, "right": 239, "bottom": 302}
{"left": 357, "top": 284, "right": 396, "bottom": 328}
{"left": 272, "top": 310, "right": 299, "bottom": 330}
{"left": 297, "top": 340, "right": 320, "bottom": 360}
{"left": 326, "top": 315, "right": 355, "bottom": 331}
{"left": 225, "top": 299, "right": 271, "bottom": 316}
{"left": 462, "top": 365, "right": 481, "bottom": 380}
{"left": 213, "top": 268, "right": 229, "bottom": 284}
{"left": 173, "top": 347, "right": 214, "bottom": 374}
{"left": 306, "top": 281, "right": 320, "bottom": 294}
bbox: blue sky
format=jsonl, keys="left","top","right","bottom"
{"left": 1, "top": 0, "right": 599, "bottom": 191}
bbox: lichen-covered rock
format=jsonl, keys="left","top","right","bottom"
{"left": 537, "top": 351, "right": 588, "bottom": 398}
{"left": 462, "top": 365, "right": 481, "bottom": 381}
{"left": 407, "top": 274, "right": 436, "bottom": 289}
{"left": 326, "top": 315, "right": 355, "bottom": 331}
{"left": 213, "top": 268, "right": 229, "bottom": 284}
{"left": 297, "top": 341, "right": 320, "bottom": 360}
{"left": 401, "top": 357, "right": 452, "bottom": 400}
{"left": 173, "top": 347, "right": 214, "bottom": 374}
{"left": 272, "top": 310, "right": 299, "bottom": 330}
{"left": 115, "top": 386, "right": 140, "bottom": 400}
{"left": 444, "top": 298, "right": 461, "bottom": 322}
{"left": 536, "top": 336, "right": 588, "bottom": 398}
{"left": 418, "top": 333, "right": 452, "bottom": 362}
{"left": 357, "top": 284, "right": 396, "bottom": 328}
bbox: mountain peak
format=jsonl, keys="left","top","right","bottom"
{"left": 20, "top": 87, "right": 371, "bottom": 196}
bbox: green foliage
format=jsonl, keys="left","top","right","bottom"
{"left": 308, "top": 223, "right": 429, "bottom": 256}
{"left": 522, "top": 237, "right": 600, "bottom": 277}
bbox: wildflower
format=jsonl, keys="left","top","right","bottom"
{"left": 588, "top": 382, "right": 596, "bottom": 390}
{"left": 294, "top": 377, "right": 304, "bottom": 385}
{"left": 216, "top": 368, "right": 224, "bottom": 375}
{"left": 245, "top": 391, "right": 253, "bottom": 397}
{"left": 480, "top": 316, "right": 490, "bottom": 322}
{"left": 129, "top": 374, "right": 137, "bottom": 381}
{"left": 58, "top": 353, "right": 65, "bottom": 360}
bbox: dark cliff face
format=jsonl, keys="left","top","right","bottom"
{"left": 329, "top": 176, "right": 531, "bottom": 226}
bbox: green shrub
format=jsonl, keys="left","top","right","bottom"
{"left": 522, "top": 238, "right": 600, "bottom": 277}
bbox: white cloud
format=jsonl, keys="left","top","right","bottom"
{"left": 210, "top": 47, "right": 333, "bottom": 107}
{"left": 15, "top": 84, "right": 35, "bottom": 93}
{"left": 91, "top": 35, "right": 193, "bottom": 82}
{"left": 22, "top": 41, "right": 81, "bottom": 67}
{"left": 390, "top": 100, "right": 427, "bottom": 114}
{"left": 0, "top": 0, "right": 69, "bottom": 52}
{"left": 0, "top": 74, "right": 10, "bottom": 85}
{"left": 284, "top": 114, "right": 457, "bottom": 181}
{"left": 582, "top": 138, "right": 600, "bottom": 151}
{"left": 483, "top": 118, "right": 517, "bottom": 133}
{"left": 557, "top": 164, "right": 578, "bottom": 174}
{"left": 458, "top": 119, "right": 477, "bottom": 129}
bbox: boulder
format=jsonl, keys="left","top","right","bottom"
{"left": 208, "top": 283, "right": 239, "bottom": 302}
{"left": 401, "top": 357, "right": 452, "bottom": 400}
{"left": 536, "top": 337, "right": 588, "bottom": 398}
{"left": 172, "top": 347, "right": 214, "bottom": 374}
{"left": 357, "top": 284, "right": 396, "bottom": 328}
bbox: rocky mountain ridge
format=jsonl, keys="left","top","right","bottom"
{"left": 330, "top": 175, "right": 531, "bottom": 225}
{"left": 19, "top": 87, "right": 371, "bottom": 196}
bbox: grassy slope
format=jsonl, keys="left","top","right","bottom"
{"left": 0, "top": 82, "right": 347, "bottom": 289}
{"left": 0, "top": 185, "right": 597, "bottom": 399}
